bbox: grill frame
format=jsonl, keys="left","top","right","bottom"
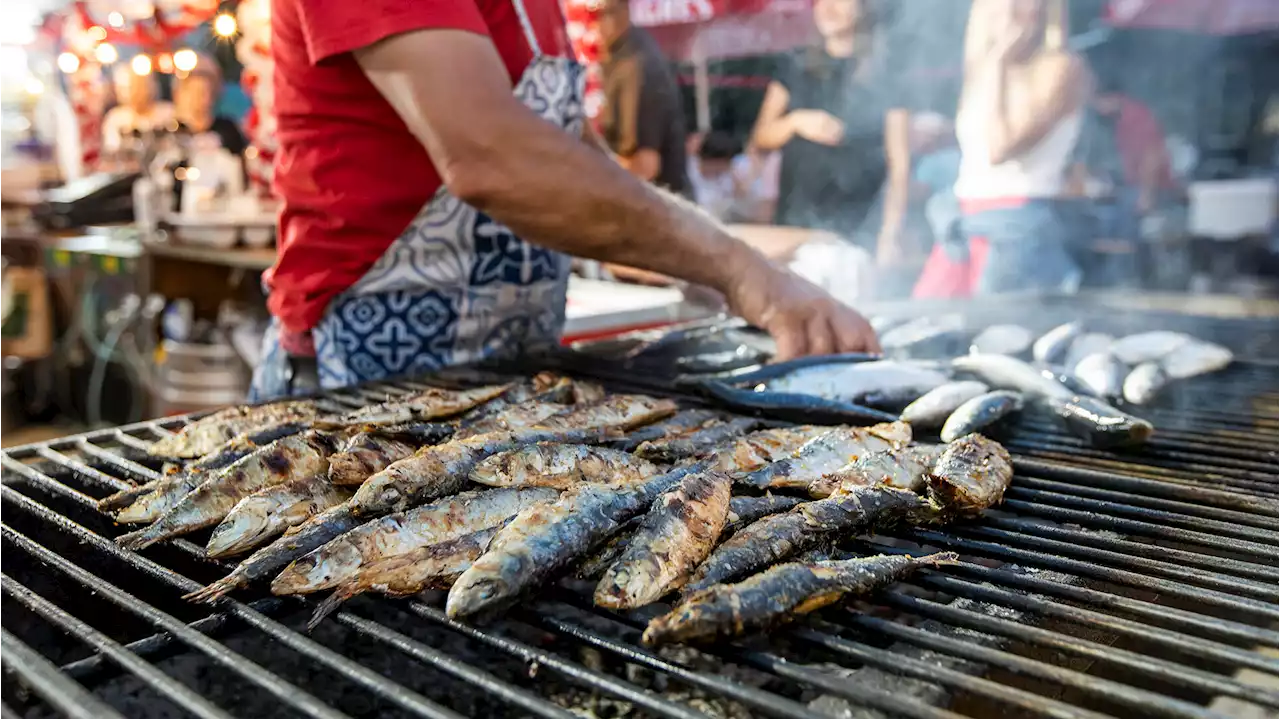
{"left": 2, "top": 339, "right": 1277, "bottom": 719}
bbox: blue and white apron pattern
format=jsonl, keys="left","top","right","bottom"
{"left": 251, "top": 1, "right": 584, "bottom": 400}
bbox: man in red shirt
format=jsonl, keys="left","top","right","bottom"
{"left": 255, "top": 0, "right": 879, "bottom": 398}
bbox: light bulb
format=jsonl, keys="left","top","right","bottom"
{"left": 131, "top": 54, "right": 152, "bottom": 76}
{"left": 213, "top": 13, "right": 237, "bottom": 37}
{"left": 95, "top": 42, "right": 119, "bottom": 64}
{"left": 57, "top": 52, "right": 81, "bottom": 74}
{"left": 173, "top": 48, "right": 198, "bottom": 72}
{"left": 88, "top": 26, "right": 108, "bottom": 42}
{"left": 24, "top": 77, "right": 45, "bottom": 96}
{"left": 108, "top": 12, "right": 124, "bottom": 28}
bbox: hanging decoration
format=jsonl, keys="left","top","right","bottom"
{"left": 561, "top": 0, "right": 605, "bottom": 127}
{"left": 235, "top": 0, "right": 275, "bottom": 194}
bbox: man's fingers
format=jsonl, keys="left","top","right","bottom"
{"left": 829, "top": 306, "right": 882, "bottom": 354}
{"left": 806, "top": 313, "right": 835, "bottom": 357}
{"left": 770, "top": 318, "right": 808, "bottom": 363}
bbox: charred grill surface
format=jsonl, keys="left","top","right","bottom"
{"left": 2, "top": 341, "right": 1277, "bottom": 719}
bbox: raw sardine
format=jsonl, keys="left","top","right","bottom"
{"left": 1045, "top": 394, "right": 1154, "bottom": 447}
{"left": 706, "top": 425, "right": 832, "bottom": 474}
{"left": 737, "top": 421, "right": 912, "bottom": 491}
{"left": 118, "top": 432, "right": 341, "bottom": 550}
{"left": 952, "top": 354, "right": 1074, "bottom": 401}
{"left": 327, "top": 432, "right": 417, "bottom": 486}
{"left": 307, "top": 525, "right": 504, "bottom": 629}
{"left": 939, "top": 390, "right": 1024, "bottom": 443}
{"left": 1109, "top": 331, "right": 1193, "bottom": 365}
{"left": 1031, "top": 322, "right": 1082, "bottom": 365}
{"left": 272, "top": 487, "right": 558, "bottom": 596}
{"left": 149, "top": 401, "right": 321, "bottom": 459}
{"left": 899, "top": 381, "right": 990, "bottom": 429}
{"left": 446, "top": 464, "right": 699, "bottom": 618}
{"left": 594, "top": 470, "right": 732, "bottom": 609}
{"left": 1161, "top": 341, "right": 1233, "bottom": 380}
{"left": 809, "top": 444, "right": 944, "bottom": 498}
{"left": 183, "top": 504, "right": 365, "bottom": 603}
{"left": 1072, "top": 352, "right": 1127, "bottom": 398}
{"left": 765, "top": 361, "right": 951, "bottom": 407}
{"left": 206, "top": 474, "right": 352, "bottom": 558}
{"left": 969, "top": 324, "right": 1034, "bottom": 356}
{"left": 682, "top": 486, "right": 932, "bottom": 595}
{"left": 642, "top": 552, "right": 957, "bottom": 646}
{"left": 1122, "top": 362, "right": 1168, "bottom": 405}
{"left": 1063, "top": 333, "right": 1115, "bottom": 372}
{"left": 470, "top": 444, "right": 659, "bottom": 489}
{"left": 316, "top": 384, "right": 513, "bottom": 428}
{"left": 606, "top": 410, "right": 722, "bottom": 452}
{"left": 878, "top": 314, "right": 966, "bottom": 355}
{"left": 925, "top": 433, "right": 1014, "bottom": 517}
{"left": 635, "top": 417, "right": 763, "bottom": 462}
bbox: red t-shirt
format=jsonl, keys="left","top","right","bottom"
{"left": 267, "top": 0, "right": 572, "bottom": 333}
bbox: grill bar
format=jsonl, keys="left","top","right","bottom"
{"left": 1, "top": 629, "right": 128, "bottom": 719}
{"left": 1008, "top": 477, "right": 1277, "bottom": 528}
{"left": 880, "top": 591, "right": 1277, "bottom": 707}
{"left": 904, "top": 528, "right": 1278, "bottom": 619}
{"left": 60, "top": 598, "right": 287, "bottom": 684}
{"left": 1, "top": 575, "right": 238, "bottom": 719}
{"left": 839, "top": 614, "right": 1226, "bottom": 719}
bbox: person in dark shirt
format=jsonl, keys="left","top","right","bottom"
{"left": 750, "top": 0, "right": 910, "bottom": 264}
{"left": 174, "top": 66, "right": 248, "bottom": 156}
{"left": 598, "top": 0, "right": 689, "bottom": 195}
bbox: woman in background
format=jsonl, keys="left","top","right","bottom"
{"left": 949, "top": 0, "right": 1089, "bottom": 294}
{"left": 101, "top": 66, "right": 174, "bottom": 161}
{"left": 174, "top": 63, "right": 247, "bottom": 156}
{"left": 749, "top": 0, "right": 911, "bottom": 265}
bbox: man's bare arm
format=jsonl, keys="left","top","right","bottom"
{"left": 355, "top": 28, "right": 879, "bottom": 357}
{"left": 356, "top": 30, "right": 750, "bottom": 292}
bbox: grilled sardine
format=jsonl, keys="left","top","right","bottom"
{"left": 737, "top": 421, "right": 912, "bottom": 491}
{"left": 594, "top": 469, "right": 731, "bottom": 609}
{"left": 307, "top": 525, "right": 503, "bottom": 629}
{"left": 809, "top": 443, "right": 943, "bottom": 498}
{"left": 643, "top": 552, "right": 958, "bottom": 645}
{"left": 184, "top": 503, "right": 364, "bottom": 603}
{"left": 925, "top": 433, "right": 1014, "bottom": 517}
{"left": 682, "top": 486, "right": 932, "bottom": 595}
{"left": 148, "top": 401, "right": 320, "bottom": 459}
{"left": 634, "top": 417, "right": 761, "bottom": 463}
{"left": 446, "top": 464, "right": 698, "bottom": 618}
{"left": 726, "top": 495, "right": 805, "bottom": 527}
{"left": 118, "top": 431, "right": 341, "bottom": 550}
{"left": 315, "top": 384, "right": 513, "bottom": 429}
{"left": 206, "top": 473, "right": 352, "bottom": 558}
{"left": 327, "top": 432, "right": 417, "bottom": 486}
{"left": 470, "top": 444, "right": 659, "bottom": 489}
{"left": 607, "top": 410, "right": 721, "bottom": 452}
{"left": 706, "top": 425, "right": 831, "bottom": 474}
{"left": 272, "top": 487, "right": 558, "bottom": 596}
{"left": 353, "top": 395, "right": 676, "bottom": 516}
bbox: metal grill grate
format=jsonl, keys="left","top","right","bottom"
{"left": 1, "top": 363, "right": 1276, "bottom": 719}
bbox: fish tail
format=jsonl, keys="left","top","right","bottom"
{"left": 307, "top": 587, "right": 359, "bottom": 631}
{"left": 182, "top": 571, "right": 246, "bottom": 603}
{"left": 98, "top": 483, "right": 156, "bottom": 512}
{"left": 115, "top": 524, "right": 167, "bottom": 550}
{"left": 918, "top": 551, "right": 960, "bottom": 567}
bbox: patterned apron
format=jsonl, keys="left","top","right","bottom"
{"left": 251, "top": 2, "right": 583, "bottom": 400}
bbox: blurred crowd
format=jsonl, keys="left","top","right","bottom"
{"left": 595, "top": 0, "right": 1278, "bottom": 300}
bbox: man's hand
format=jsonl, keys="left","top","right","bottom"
{"left": 788, "top": 110, "right": 845, "bottom": 146}
{"left": 725, "top": 255, "right": 880, "bottom": 361}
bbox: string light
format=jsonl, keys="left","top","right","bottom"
{"left": 108, "top": 11, "right": 124, "bottom": 27}
{"left": 213, "top": 13, "right": 237, "bottom": 37}
{"left": 88, "top": 25, "right": 108, "bottom": 41}
{"left": 24, "top": 77, "right": 45, "bottom": 96}
{"left": 131, "top": 54, "right": 152, "bottom": 76}
{"left": 173, "top": 48, "right": 198, "bottom": 72}
{"left": 156, "top": 52, "right": 174, "bottom": 73}
{"left": 95, "top": 42, "right": 118, "bottom": 64}
{"left": 57, "top": 52, "right": 80, "bottom": 74}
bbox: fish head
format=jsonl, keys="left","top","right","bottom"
{"left": 445, "top": 573, "right": 514, "bottom": 619}
{"left": 640, "top": 588, "right": 730, "bottom": 646}
{"left": 351, "top": 476, "right": 406, "bottom": 515}
{"left": 206, "top": 501, "right": 272, "bottom": 558}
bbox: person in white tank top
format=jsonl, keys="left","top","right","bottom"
{"left": 948, "top": 0, "right": 1090, "bottom": 295}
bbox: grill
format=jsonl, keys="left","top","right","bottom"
{"left": 2, "top": 305, "right": 1277, "bottom": 719}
